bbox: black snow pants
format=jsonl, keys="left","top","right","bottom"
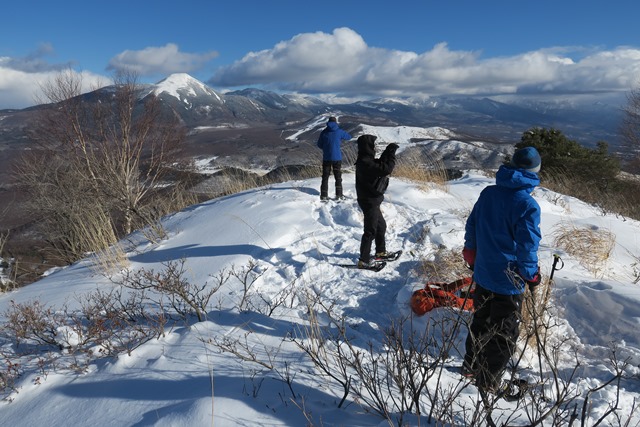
{"left": 357, "top": 198, "right": 386, "bottom": 263}
{"left": 320, "top": 161, "right": 343, "bottom": 199}
{"left": 463, "top": 284, "right": 524, "bottom": 389}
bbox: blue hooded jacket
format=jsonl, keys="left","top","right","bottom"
{"left": 317, "top": 121, "right": 352, "bottom": 161}
{"left": 464, "top": 165, "right": 541, "bottom": 295}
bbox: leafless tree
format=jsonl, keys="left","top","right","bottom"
{"left": 16, "top": 68, "right": 187, "bottom": 263}
{"left": 621, "top": 85, "right": 640, "bottom": 172}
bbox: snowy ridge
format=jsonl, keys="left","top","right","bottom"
{"left": 1, "top": 173, "right": 640, "bottom": 425}
{"left": 286, "top": 119, "right": 458, "bottom": 144}
{"left": 360, "top": 124, "right": 456, "bottom": 142}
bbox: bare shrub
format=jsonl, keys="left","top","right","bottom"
{"left": 288, "top": 274, "right": 638, "bottom": 426}
{"left": 628, "top": 249, "right": 640, "bottom": 285}
{"left": 16, "top": 153, "right": 118, "bottom": 265}
{"left": 75, "top": 288, "right": 167, "bottom": 356}
{"left": 292, "top": 291, "right": 354, "bottom": 409}
{"left": 552, "top": 222, "right": 615, "bottom": 277}
{"left": 0, "top": 287, "right": 171, "bottom": 400}
{"left": 292, "top": 288, "right": 473, "bottom": 426}
{"left": 117, "top": 259, "right": 228, "bottom": 322}
{"left": 248, "top": 279, "right": 300, "bottom": 317}
{"left": 229, "top": 259, "right": 268, "bottom": 311}
{"left": 4, "top": 300, "right": 61, "bottom": 348}
{"left": 0, "top": 351, "right": 22, "bottom": 401}
{"left": 0, "top": 261, "right": 235, "bottom": 399}
{"left": 512, "top": 312, "right": 631, "bottom": 426}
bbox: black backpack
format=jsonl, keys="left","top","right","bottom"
{"left": 372, "top": 175, "right": 389, "bottom": 195}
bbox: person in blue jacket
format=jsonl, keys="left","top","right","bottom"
{"left": 461, "top": 146, "right": 543, "bottom": 393}
{"left": 317, "top": 116, "right": 352, "bottom": 200}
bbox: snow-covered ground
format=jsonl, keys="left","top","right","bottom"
{"left": 1, "top": 172, "right": 640, "bottom": 426}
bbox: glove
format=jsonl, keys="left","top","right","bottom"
{"left": 462, "top": 247, "right": 476, "bottom": 270}
{"left": 387, "top": 143, "right": 399, "bottom": 153}
{"left": 524, "top": 268, "right": 541, "bottom": 292}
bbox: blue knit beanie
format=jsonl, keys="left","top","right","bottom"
{"left": 511, "top": 146, "right": 541, "bottom": 173}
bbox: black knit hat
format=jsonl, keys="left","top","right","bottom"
{"left": 328, "top": 116, "right": 337, "bottom": 122}
{"left": 511, "top": 146, "right": 541, "bottom": 173}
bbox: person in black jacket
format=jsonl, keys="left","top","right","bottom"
{"left": 355, "top": 134, "right": 399, "bottom": 268}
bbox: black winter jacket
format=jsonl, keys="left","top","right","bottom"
{"left": 355, "top": 134, "right": 397, "bottom": 201}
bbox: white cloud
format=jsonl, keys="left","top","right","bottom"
{"left": 0, "top": 61, "right": 106, "bottom": 109}
{"left": 0, "top": 65, "right": 42, "bottom": 108}
{"left": 107, "top": 43, "right": 219, "bottom": 76}
{"left": 0, "top": 45, "right": 108, "bottom": 109}
{"left": 209, "top": 27, "right": 640, "bottom": 98}
{"left": 2, "top": 32, "right": 639, "bottom": 110}
{"left": 210, "top": 28, "right": 369, "bottom": 87}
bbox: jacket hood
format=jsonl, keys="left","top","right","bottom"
{"left": 496, "top": 164, "right": 540, "bottom": 192}
{"left": 357, "top": 134, "right": 377, "bottom": 160}
{"left": 326, "top": 121, "right": 340, "bottom": 131}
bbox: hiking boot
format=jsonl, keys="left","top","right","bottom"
{"left": 478, "top": 380, "right": 503, "bottom": 395}
{"left": 460, "top": 364, "right": 475, "bottom": 379}
{"left": 336, "top": 195, "right": 347, "bottom": 201}
{"left": 320, "top": 196, "right": 329, "bottom": 201}
{"left": 358, "top": 259, "right": 378, "bottom": 269}
{"left": 374, "top": 251, "right": 398, "bottom": 261}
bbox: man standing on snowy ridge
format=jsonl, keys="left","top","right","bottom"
{"left": 461, "top": 146, "right": 543, "bottom": 393}
{"left": 317, "top": 116, "right": 353, "bottom": 201}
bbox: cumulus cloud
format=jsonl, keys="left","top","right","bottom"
{"left": 2, "top": 43, "right": 72, "bottom": 73}
{"left": 0, "top": 64, "right": 107, "bottom": 109}
{"left": 3, "top": 32, "right": 639, "bottom": 109}
{"left": 209, "top": 27, "right": 640, "bottom": 99}
{"left": 0, "top": 46, "right": 106, "bottom": 109}
{"left": 107, "top": 43, "right": 218, "bottom": 76}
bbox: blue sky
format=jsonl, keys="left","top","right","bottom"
{"left": 2, "top": 0, "right": 639, "bottom": 108}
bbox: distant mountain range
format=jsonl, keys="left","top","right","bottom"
{"left": 148, "top": 73, "right": 624, "bottom": 143}
{"left": 0, "top": 73, "right": 626, "bottom": 175}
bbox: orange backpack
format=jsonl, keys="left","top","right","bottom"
{"left": 410, "top": 277, "right": 474, "bottom": 316}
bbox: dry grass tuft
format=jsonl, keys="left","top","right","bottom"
{"left": 75, "top": 209, "right": 128, "bottom": 274}
{"left": 394, "top": 150, "right": 449, "bottom": 191}
{"left": 417, "top": 247, "right": 470, "bottom": 283}
{"left": 552, "top": 222, "right": 615, "bottom": 277}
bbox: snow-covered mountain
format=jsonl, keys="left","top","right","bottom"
{"left": 0, "top": 73, "right": 624, "bottom": 148}
{"left": 151, "top": 73, "right": 224, "bottom": 105}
